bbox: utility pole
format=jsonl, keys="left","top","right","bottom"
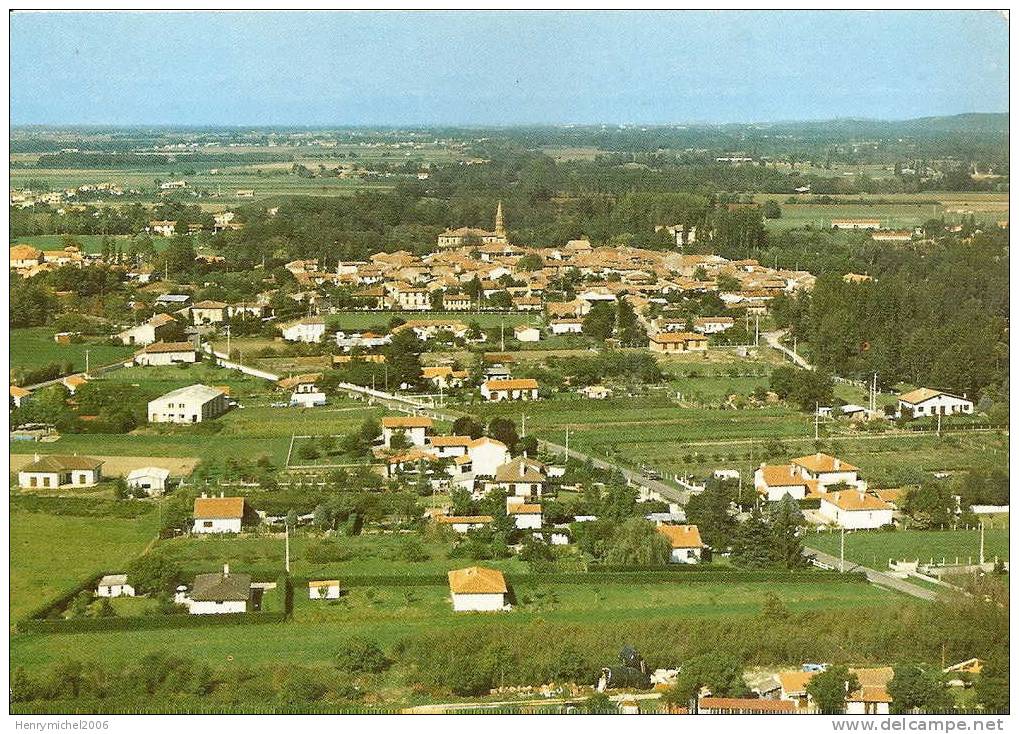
{"left": 84, "top": 349, "right": 90, "bottom": 376}
{"left": 979, "top": 521, "right": 985, "bottom": 565}
{"left": 225, "top": 325, "right": 231, "bottom": 359}
{"left": 814, "top": 403, "right": 819, "bottom": 441}
{"left": 500, "top": 319, "right": 505, "bottom": 352}
{"left": 565, "top": 426, "right": 570, "bottom": 459}
{"left": 285, "top": 522, "right": 291, "bottom": 573}
{"left": 840, "top": 528, "right": 845, "bottom": 573}
{"left": 754, "top": 312, "right": 760, "bottom": 347}
{"left": 937, "top": 410, "right": 942, "bottom": 437}
{"left": 521, "top": 413, "right": 526, "bottom": 438}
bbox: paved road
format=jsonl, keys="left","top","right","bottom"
{"left": 402, "top": 691, "right": 662, "bottom": 714}
{"left": 804, "top": 546, "right": 937, "bottom": 601}
{"left": 763, "top": 329, "right": 813, "bottom": 370}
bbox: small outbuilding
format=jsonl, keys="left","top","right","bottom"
{"left": 308, "top": 580, "right": 341, "bottom": 600}
{"left": 96, "top": 574, "right": 135, "bottom": 598}
{"left": 447, "top": 566, "right": 509, "bottom": 612}
{"left": 126, "top": 466, "right": 171, "bottom": 495}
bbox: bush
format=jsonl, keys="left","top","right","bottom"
{"left": 334, "top": 636, "right": 390, "bottom": 674}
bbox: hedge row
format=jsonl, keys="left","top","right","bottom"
{"left": 293, "top": 568, "right": 868, "bottom": 588}
{"left": 17, "top": 572, "right": 106, "bottom": 629}
{"left": 20, "top": 610, "right": 287, "bottom": 635}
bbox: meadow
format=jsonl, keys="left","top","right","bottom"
{"left": 11, "top": 234, "right": 142, "bottom": 255}
{"left": 10, "top": 508, "right": 159, "bottom": 621}
{"left": 11, "top": 327, "right": 136, "bottom": 374}
{"left": 805, "top": 527, "right": 1009, "bottom": 569}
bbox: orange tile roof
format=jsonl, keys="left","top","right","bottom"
{"left": 469, "top": 436, "right": 508, "bottom": 449}
{"left": 823, "top": 490, "right": 891, "bottom": 512}
{"left": 422, "top": 366, "right": 454, "bottom": 378}
{"left": 778, "top": 670, "right": 816, "bottom": 696}
{"left": 698, "top": 698, "right": 796, "bottom": 713}
{"left": 10, "top": 385, "right": 31, "bottom": 398}
{"left": 447, "top": 566, "right": 507, "bottom": 595}
{"left": 429, "top": 435, "right": 473, "bottom": 447}
{"left": 435, "top": 516, "right": 494, "bottom": 525}
{"left": 760, "top": 464, "right": 805, "bottom": 487}
{"left": 308, "top": 580, "right": 339, "bottom": 588}
{"left": 484, "top": 378, "right": 538, "bottom": 391}
{"left": 382, "top": 416, "right": 433, "bottom": 429}
{"left": 193, "top": 496, "right": 245, "bottom": 519}
{"left": 657, "top": 524, "right": 704, "bottom": 549}
{"left": 507, "top": 503, "right": 542, "bottom": 515}
{"left": 791, "top": 453, "right": 858, "bottom": 474}
{"left": 650, "top": 331, "right": 708, "bottom": 343}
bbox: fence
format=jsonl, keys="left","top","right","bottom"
{"left": 203, "top": 346, "right": 280, "bottom": 381}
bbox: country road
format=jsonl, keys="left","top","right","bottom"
{"left": 763, "top": 329, "right": 813, "bottom": 370}
{"left": 804, "top": 546, "right": 937, "bottom": 601}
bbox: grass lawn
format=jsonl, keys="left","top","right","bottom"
{"left": 106, "top": 596, "right": 161, "bottom": 617}
{"left": 10, "top": 577, "right": 901, "bottom": 670}
{"left": 154, "top": 532, "right": 528, "bottom": 580}
{"left": 10, "top": 508, "right": 158, "bottom": 621}
{"left": 11, "top": 327, "right": 135, "bottom": 374}
{"left": 805, "top": 527, "right": 1009, "bottom": 569}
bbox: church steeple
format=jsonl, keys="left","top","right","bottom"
{"left": 494, "top": 200, "right": 506, "bottom": 240}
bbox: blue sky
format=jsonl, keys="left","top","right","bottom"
{"left": 10, "top": 11, "right": 1009, "bottom": 126}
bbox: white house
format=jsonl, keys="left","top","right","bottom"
{"left": 18, "top": 454, "right": 103, "bottom": 489}
{"left": 178, "top": 565, "right": 252, "bottom": 615}
{"left": 96, "top": 574, "right": 135, "bottom": 598}
{"left": 467, "top": 437, "right": 510, "bottom": 477}
{"left": 190, "top": 300, "right": 229, "bottom": 325}
{"left": 508, "top": 503, "right": 543, "bottom": 530}
{"left": 549, "top": 319, "right": 584, "bottom": 336}
{"left": 447, "top": 566, "right": 510, "bottom": 612}
{"left": 492, "top": 456, "right": 547, "bottom": 500}
{"left": 308, "top": 580, "right": 341, "bottom": 600}
{"left": 819, "top": 491, "right": 894, "bottom": 529}
{"left": 579, "top": 385, "right": 612, "bottom": 400}
{"left": 10, "top": 385, "right": 31, "bottom": 408}
{"left": 125, "top": 466, "right": 171, "bottom": 495}
{"left": 422, "top": 366, "right": 467, "bottom": 390}
{"left": 896, "top": 388, "right": 974, "bottom": 419}
{"left": 481, "top": 378, "right": 539, "bottom": 402}
{"left": 281, "top": 317, "right": 326, "bottom": 343}
{"left": 755, "top": 453, "right": 865, "bottom": 501}
{"left": 192, "top": 495, "right": 246, "bottom": 534}
{"left": 435, "top": 515, "right": 494, "bottom": 534}
{"left": 335, "top": 331, "right": 391, "bottom": 350}
{"left": 133, "top": 341, "right": 197, "bottom": 367}
{"left": 428, "top": 435, "right": 473, "bottom": 458}
{"left": 657, "top": 524, "right": 706, "bottom": 564}
{"left": 148, "top": 384, "right": 228, "bottom": 424}
{"left": 845, "top": 668, "right": 894, "bottom": 715}
{"left": 514, "top": 325, "right": 541, "bottom": 343}
{"left": 381, "top": 415, "right": 433, "bottom": 448}
{"left": 118, "top": 313, "right": 178, "bottom": 346}
{"left": 693, "top": 317, "right": 735, "bottom": 335}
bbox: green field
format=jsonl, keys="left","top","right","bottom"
{"left": 10, "top": 508, "right": 158, "bottom": 621}
{"left": 805, "top": 527, "right": 1010, "bottom": 569}
{"left": 10, "top": 234, "right": 145, "bottom": 255}
{"left": 11, "top": 327, "right": 136, "bottom": 374}
{"left": 10, "top": 576, "right": 899, "bottom": 670}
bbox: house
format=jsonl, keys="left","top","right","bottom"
{"left": 394, "top": 287, "right": 430, "bottom": 311}
{"left": 428, "top": 435, "right": 474, "bottom": 458}
{"left": 820, "top": 491, "right": 894, "bottom": 529}
{"left": 507, "top": 503, "right": 542, "bottom": 530}
{"left": 10, "top": 385, "right": 31, "bottom": 408}
{"left": 447, "top": 566, "right": 509, "bottom": 612}
{"left": 846, "top": 668, "right": 894, "bottom": 715}
{"left": 118, "top": 313, "right": 179, "bottom": 346}
{"left": 125, "top": 466, "right": 171, "bottom": 495}
{"left": 514, "top": 325, "right": 541, "bottom": 343}
{"left": 335, "top": 331, "right": 391, "bottom": 350}
{"left": 649, "top": 332, "right": 708, "bottom": 354}
{"left": 192, "top": 495, "right": 246, "bottom": 534}
{"left": 422, "top": 366, "right": 467, "bottom": 390}
{"left": 281, "top": 317, "right": 326, "bottom": 343}
{"left": 308, "top": 580, "right": 341, "bottom": 600}
{"left": 549, "top": 318, "right": 584, "bottom": 335}
{"left": 871, "top": 230, "right": 913, "bottom": 243}
{"left": 148, "top": 220, "right": 177, "bottom": 236}
{"left": 61, "top": 373, "right": 88, "bottom": 394}
{"left": 381, "top": 415, "right": 433, "bottom": 448}
{"left": 443, "top": 293, "right": 473, "bottom": 311}
{"left": 133, "top": 341, "right": 197, "bottom": 366}
{"left": 97, "top": 574, "right": 135, "bottom": 598}
{"left": 10, "top": 244, "right": 43, "bottom": 269}
{"left": 394, "top": 320, "right": 468, "bottom": 341}
{"left": 492, "top": 456, "right": 546, "bottom": 499}
{"left": 778, "top": 670, "right": 815, "bottom": 711}
{"left": 579, "top": 385, "right": 612, "bottom": 400}
{"left": 179, "top": 564, "right": 252, "bottom": 615}
{"left": 435, "top": 515, "right": 494, "bottom": 534}
{"left": 657, "top": 524, "right": 705, "bottom": 564}
{"left": 755, "top": 453, "right": 865, "bottom": 501}
{"left": 18, "top": 454, "right": 103, "bottom": 489}
{"left": 831, "top": 219, "right": 881, "bottom": 230}
{"left": 481, "top": 378, "right": 539, "bottom": 402}
{"left": 278, "top": 373, "right": 327, "bottom": 407}
{"left": 190, "top": 301, "right": 229, "bottom": 325}
{"left": 467, "top": 436, "right": 510, "bottom": 477}
{"left": 896, "top": 388, "right": 974, "bottom": 419}
{"left": 148, "top": 384, "right": 228, "bottom": 423}
{"left": 692, "top": 316, "right": 735, "bottom": 335}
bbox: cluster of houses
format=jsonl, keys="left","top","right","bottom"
{"left": 15, "top": 453, "right": 173, "bottom": 494}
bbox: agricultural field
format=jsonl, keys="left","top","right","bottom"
{"left": 10, "top": 506, "right": 159, "bottom": 621}
{"left": 805, "top": 526, "right": 1009, "bottom": 570}
{"left": 11, "top": 327, "right": 135, "bottom": 374}
{"left": 10, "top": 234, "right": 142, "bottom": 254}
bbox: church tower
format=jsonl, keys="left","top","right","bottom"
{"left": 494, "top": 200, "right": 506, "bottom": 242}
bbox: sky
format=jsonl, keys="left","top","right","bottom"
{"left": 9, "top": 10, "right": 1010, "bottom": 126}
